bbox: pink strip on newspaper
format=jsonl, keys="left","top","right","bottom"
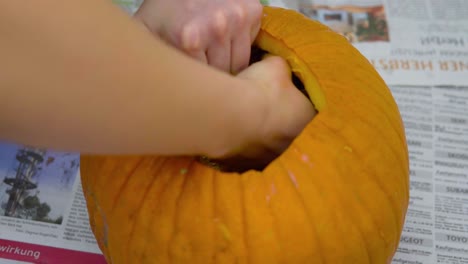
{"left": 0, "top": 238, "right": 107, "bottom": 264}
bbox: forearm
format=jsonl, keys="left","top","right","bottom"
{"left": 0, "top": 0, "right": 264, "bottom": 156}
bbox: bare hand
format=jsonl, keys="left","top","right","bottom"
{"left": 134, "top": 0, "right": 263, "bottom": 74}
{"left": 213, "top": 55, "right": 317, "bottom": 172}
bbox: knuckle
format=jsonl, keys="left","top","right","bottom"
{"left": 211, "top": 9, "right": 228, "bottom": 37}
{"left": 231, "top": 5, "right": 247, "bottom": 24}
{"left": 268, "top": 55, "right": 288, "bottom": 68}
{"left": 248, "top": 1, "right": 264, "bottom": 21}
{"left": 180, "top": 23, "right": 201, "bottom": 50}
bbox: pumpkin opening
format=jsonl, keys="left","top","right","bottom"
{"left": 249, "top": 46, "right": 310, "bottom": 100}
{"left": 196, "top": 46, "right": 316, "bottom": 174}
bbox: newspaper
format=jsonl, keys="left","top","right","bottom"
{"left": 0, "top": 144, "right": 106, "bottom": 263}
{"left": 294, "top": 0, "right": 468, "bottom": 86}
{"left": 1, "top": 0, "right": 467, "bottom": 263}
{"left": 389, "top": 85, "right": 468, "bottom": 264}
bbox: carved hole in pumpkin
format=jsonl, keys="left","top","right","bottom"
{"left": 249, "top": 46, "right": 310, "bottom": 100}
{"left": 196, "top": 46, "right": 313, "bottom": 173}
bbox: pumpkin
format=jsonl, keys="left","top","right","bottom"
{"left": 80, "top": 6, "right": 409, "bottom": 264}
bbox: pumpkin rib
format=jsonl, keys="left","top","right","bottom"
{"left": 108, "top": 158, "right": 144, "bottom": 213}
{"left": 87, "top": 190, "right": 112, "bottom": 262}
{"left": 79, "top": 157, "right": 112, "bottom": 260}
{"left": 287, "top": 145, "right": 375, "bottom": 263}
{"left": 211, "top": 168, "right": 218, "bottom": 262}
{"left": 318, "top": 67, "right": 401, "bottom": 123}
{"left": 139, "top": 159, "right": 172, "bottom": 259}
{"left": 296, "top": 120, "right": 392, "bottom": 262}
{"left": 327, "top": 69, "right": 407, "bottom": 144}
{"left": 96, "top": 202, "right": 112, "bottom": 263}
{"left": 126, "top": 158, "right": 166, "bottom": 260}
{"left": 336, "top": 159, "right": 400, "bottom": 254}
{"left": 262, "top": 164, "right": 307, "bottom": 263}
{"left": 169, "top": 159, "right": 218, "bottom": 263}
{"left": 276, "top": 154, "right": 329, "bottom": 263}
{"left": 96, "top": 157, "right": 145, "bottom": 262}
{"left": 316, "top": 128, "right": 404, "bottom": 254}
{"left": 98, "top": 158, "right": 142, "bottom": 219}
{"left": 239, "top": 174, "right": 251, "bottom": 264}
{"left": 79, "top": 158, "right": 102, "bottom": 250}
{"left": 316, "top": 111, "right": 409, "bottom": 205}
{"left": 163, "top": 159, "right": 194, "bottom": 263}
{"left": 123, "top": 157, "right": 167, "bottom": 263}
{"left": 242, "top": 170, "right": 286, "bottom": 263}
{"left": 270, "top": 146, "right": 340, "bottom": 263}
{"left": 167, "top": 159, "right": 196, "bottom": 263}
{"left": 268, "top": 167, "right": 302, "bottom": 263}
{"left": 299, "top": 48, "right": 404, "bottom": 142}
{"left": 351, "top": 64, "right": 398, "bottom": 109}
{"left": 345, "top": 174, "right": 391, "bottom": 264}
{"left": 213, "top": 171, "right": 249, "bottom": 263}
{"left": 81, "top": 155, "right": 102, "bottom": 189}
{"left": 275, "top": 160, "right": 326, "bottom": 264}
{"left": 79, "top": 156, "right": 91, "bottom": 192}
{"left": 259, "top": 172, "right": 285, "bottom": 263}
{"left": 321, "top": 79, "right": 407, "bottom": 152}
{"left": 316, "top": 118, "right": 404, "bottom": 233}
{"left": 211, "top": 169, "right": 226, "bottom": 263}
{"left": 109, "top": 157, "right": 157, "bottom": 263}
{"left": 138, "top": 158, "right": 178, "bottom": 263}
{"left": 287, "top": 142, "right": 375, "bottom": 263}
{"left": 188, "top": 162, "right": 217, "bottom": 263}
{"left": 85, "top": 157, "right": 113, "bottom": 208}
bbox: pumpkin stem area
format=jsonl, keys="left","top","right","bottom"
{"left": 195, "top": 46, "right": 313, "bottom": 174}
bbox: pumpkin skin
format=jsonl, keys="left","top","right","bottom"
{"left": 80, "top": 6, "right": 409, "bottom": 264}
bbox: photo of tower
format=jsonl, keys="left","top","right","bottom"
{"left": 0, "top": 142, "right": 79, "bottom": 225}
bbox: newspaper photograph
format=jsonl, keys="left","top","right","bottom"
{"left": 0, "top": 143, "right": 106, "bottom": 263}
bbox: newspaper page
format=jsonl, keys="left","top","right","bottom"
{"left": 0, "top": 143, "right": 106, "bottom": 263}
{"left": 290, "top": 0, "right": 468, "bottom": 86}
{"left": 389, "top": 85, "right": 468, "bottom": 264}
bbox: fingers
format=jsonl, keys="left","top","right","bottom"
{"left": 230, "top": 33, "right": 251, "bottom": 74}
{"left": 206, "top": 9, "right": 231, "bottom": 71}
{"left": 229, "top": 2, "right": 263, "bottom": 73}
{"left": 178, "top": 2, "right": 263, "bottom": 73}
{"left": 187, "top": 50, "right": 208, "bottom": 64}
{"left": 246, "top": 1, "right": 263, "bottom": 42}
{"left": 135, "top": 0, "right": 264, "bottom": 73}
{"left": 179, "top": 23, "right": 208, "bottom": 63}
{"left": 207, "top": 40, "right": 231, "bottom": 71}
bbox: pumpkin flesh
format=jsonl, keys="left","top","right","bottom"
{"left": 80, "top": 6, "right": 409, "bottom": 264}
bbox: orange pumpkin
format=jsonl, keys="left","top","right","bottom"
{"left": 80, "top": 6, "right": 409, "bottom": 264}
